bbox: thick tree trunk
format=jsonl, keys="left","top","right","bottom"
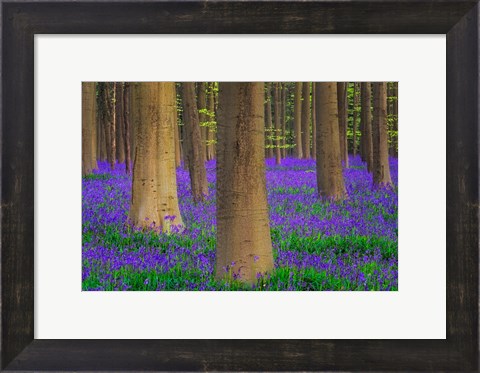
{"left": 123, "top": 83, "right": 132, "bottom": 174}
{"left": 294, "top": 82, "right": 303, "bottom": 158}
{"left": 216, "top": 82, "right": 274, "bottom": 284}
{"left": 361, "top": 82, "right": 374, "bottom": 173}
{"left": 372, "top": 82, "right": 393, "bottom": 186}
{"left": 337, "top": 82, "right": 348, "bottom": 168}
{"left": 129, "top": 82, "right": 184, "bottom": 231}
{"left": 182, "top": 82, "right": 209, "bottom": 204}
{"left": 273, "top": 82, "right": 282, "bottom": 165}
{"left": 301, "top": 82, "right": 311, "bottom": 159}
{"left": 115, "top": 82, "right": 125, "bottom": 164}
{"left": 352, "top": 83, "right": 359, "bottom": 157}
{"left": 82, "top": 82, "right": 97, "bottom": 176}
{"left": 315, "top": 82, "right": 346, "bottom": 200}
{"left": 265, "top": 83, "right": 274, "bottom": 159}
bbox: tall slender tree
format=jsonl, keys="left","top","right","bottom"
{"left": 123, "top": 83, "right": 132, "bottom": 174}
{"left": 372, "top": 82, "right": 393, "bottom": 186}
{"left": 301, "top": 82, "right": 311, "bottom": 158}
{"left": 337, "top": 82, "right": 348, "bottom": 168}
{"left": 273, "top": 82, "right": 282, "bottom": 165}
{"left": 294, "top": 82, "right": 303, "bottom": 158}
{"left": 361, "top": 82, "right": 374, "bottom": 173}
{"left": 115, "top": 82, "right": 125, "bottom": 164}
{"left": 315, "top": 82, "right": 346, "bottom": 200}
{"left": 129, "top": 82, "right": 184, "bottom": 231}
{"left": 82, "top": 82, "right": 97, "bottom": 176}
{"left": 206, "top": 82, "right": 216, "bottom": 161}
{"left": 197, "top": 82, "right": 208, "bottom": 163}
{"left": 182, "top": 82, "right": 209, "bottom": 203}
{"left": 311, "top": 83, "right": 317, "bottom": 157}
{"left": 391, "top": 82, "right": 398, "bottom": 156}
{"left": 281, "top": 83, "right": 287, "bottom": 158}
{"left": 352, "top": 83, "right": 359, "bottom": 157}
{"left": 216, "top": 82, "right": 274, "bottom": 284}
{"left": 265, "top": 83, "right": 274, "bottom": 159}
{"left": 99, "top": 82, "right": 116, "bottom": 170}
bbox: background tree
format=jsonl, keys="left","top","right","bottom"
{"left": 372, "top": 82, "right": 393, "bottom": 186}
{"left": 216, "top": 82, "right": 274, "bottom": 283}
{"left": 96, "top": 85, "right": 107, "bottom": 162}
{"left": 98, "top": 82, "right": 117, "bottom": 170}
{"left": 311, "top": 83, "right": 317, "bottom": 157}
{"left": 82, "top": 82, "right": 97, "bottom": 176}
{"left": 182, "top": 82, "right": 209, "bottom": 203}
{"left": 315, "top": 82, "right": 346, "bottom": 200}
{"left": 361, "top": 82, "right": 374, "bottom": 173}
{"left": 273, "top": 82, "right": 282, "bottom": 165}
{"left": 129, "top": 82, "right": 184, "bottom": 231}
{"left": 301, "top": 82, "right": 311, "bottom": 159}
{"left": 197, "top": 82, "right": 208, "bottom": 163}
{"left": 206, "top": 82, "right": 216, "bottom": 161}
{"left": 352, "top": 82, "right": 359, "bottom": 157}
{"left": 265, "top": 83, "right": 274, "bottom": 159}
{"left": 123, "top": 83, "right": 132, "bottom": 174}
{"left": 115, "top": 82, "right": 125, "bottom": 164}
{"left": 337, "top": 82, "right": 348, "bottom": 168}
{"left": 388, "top": 82, "right": 398, "bottom": 156}
{"left": 294, "top": 82, "right": 303, "bottom": 158}
{"left": 281, "top": 83, "right": 287, "bottom": 158}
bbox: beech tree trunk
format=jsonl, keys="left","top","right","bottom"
{"left": 301, "top": 82, "right": 311, "bottom": 159}
{"left": 281, "top": 83, "right": 287, "bottom": 158}
{"left": 372, "top": 82, "right": 393, "bottom": 186}
{"left": 392, "top": 82, "right": 398, "bottom": 157}
{"left": 182, "top": 82, "right": 209, "bottom": 203}
{"left": 174, "top": 116, "right": 181, "bottom": 168}
{"left": 265, "top": 83, "right": 274, "bottom": 159}
{"left": 337, "top": 82, "right": 348, "bottom": 168}
{"left": 123, "top": 83, "right": 132, "bottom": 174}
{"left": 361, "top": 82, "right": 374, "bottom": 173}
{"left": 115, "top": 82, "right": 125, "bottom": 164}
{"left": 294, "top": 82, "right": 303, "bottom": 158}
{"left": 311, "top": 83, "right": 317, "bottom": 157}
{"left": 216, "top": 82, "right": 274, "bottom": 284}
{"left": 315, "top": 82, "right": 346, "bottom": 200}
{"left": 129, "top": 83, "right": 139, "bottom": 166}
{"left": 82, "top": 82, "right": 97, "bottom": 176}
{"left": 352, "top": 83, "right": 359, "bottom": 157}
{"left": 96, "top": 88, "right": 106, "bottom": 163}
{"left": 99, "top": 83, "right": 112, "bottom": 167}
{"left": 101, "top": 82, "right": 116, "bottom": 170}
{"left": 197, "top": 82, "right": 208, "bottom": 163}
{"left": 206, "top": 82, "right": 216, "bottom": 161}
{"left": 273, "top": 82, "right": 282, "bottom": 165}
{"left": 129, "top": 82, "right": 184, "bottom": 231}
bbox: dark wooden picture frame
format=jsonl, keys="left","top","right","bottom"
{"left": 2, "top": 1, "right": 478, "bottom": 371}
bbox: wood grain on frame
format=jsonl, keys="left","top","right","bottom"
{"left": 1, "top": 1, "right": 478, "bottom": 371}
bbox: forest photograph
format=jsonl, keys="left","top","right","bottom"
{"left": 82, "top": 82, "right": 398, "bottom": 291}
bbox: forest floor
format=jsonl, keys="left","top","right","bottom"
{"left": 82, "top": 156, "right": 398, "bottom": 291}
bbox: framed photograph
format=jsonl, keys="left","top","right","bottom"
{"left": 2, "top": 1, "right": 478, "bottom": 371}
